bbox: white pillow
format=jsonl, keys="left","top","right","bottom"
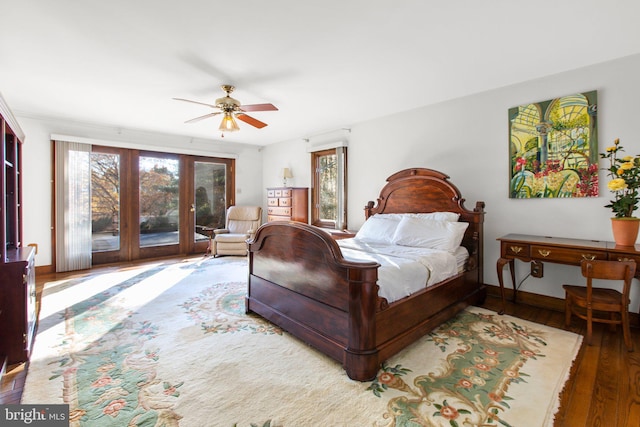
{"left": 392, "top": 216, "right": 469, "bottom": 252}
{"left": 413, "top": 212, "right": 460, "bottom": 222}
{"left": 354, "top": 215, "right": 401, "bottom": 244}
{"left": 377, "top": 212, "right": 460, "bottom": 222}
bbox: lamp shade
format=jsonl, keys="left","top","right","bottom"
{"left": 219, "top": 113, "right": 240, "bottom": 132}
{"left": 282, "top": 168, "right": 293, "bottom": 179}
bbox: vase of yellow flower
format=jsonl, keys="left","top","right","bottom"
{"left": 601, "top": 138, "right": 640, "bottom": 246}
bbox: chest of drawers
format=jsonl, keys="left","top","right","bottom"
{"left": 266, "top": 187, "right": 309, "bottom": 223}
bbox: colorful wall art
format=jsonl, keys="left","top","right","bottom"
{"left": 508, "top": 91, "right": 598, "bottom": 198}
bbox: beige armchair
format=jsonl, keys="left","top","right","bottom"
{"left": 211, "top": 206, "right": 262, "bottom": 257}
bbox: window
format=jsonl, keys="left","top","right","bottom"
{"left": 311, "top": 146, "right": 347, "bottom": 229}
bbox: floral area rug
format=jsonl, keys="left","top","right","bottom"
{"left": 22, "top": 256, "right": 582, "bottom": 426}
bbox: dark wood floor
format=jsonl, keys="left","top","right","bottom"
{"left": 2, "top": 270, "right": 639, "bottom": 426}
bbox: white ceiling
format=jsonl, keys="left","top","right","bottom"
{"left": 2, "top": 1, "right": 640, "bottom": 146}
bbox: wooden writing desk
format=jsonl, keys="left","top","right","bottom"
{"left": 496, "top": 234, "right": 640, "bottom": 313}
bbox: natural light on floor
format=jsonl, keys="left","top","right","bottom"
{"left": 30, "top": 261, "right": 196, "bottom": 361}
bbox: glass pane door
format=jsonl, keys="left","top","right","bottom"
{"left": 88, "top": 148, "right": 234, "bottom": 265}
{"left": 139, "top": 156, "right": 180, "bottom": 248}
{"left": 194, "top": 161, "right": 227, "bottom": 243}
{"left": 91, "top": 152, "right": 120, "bottom": 253}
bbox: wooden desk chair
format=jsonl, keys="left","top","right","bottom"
{"left": 563, "top": 259, "right": 636, "bottom": 351}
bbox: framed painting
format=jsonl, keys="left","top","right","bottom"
{"left": 508, "top": 90, "right": 598, "bottom": 198}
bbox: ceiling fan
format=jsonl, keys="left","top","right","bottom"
{"left": 173, "top": 85, "right": 278, "bottom": 133}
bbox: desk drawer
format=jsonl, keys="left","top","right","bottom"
{"left": 501, "top": 241, "right": 530, "bottom": 258}
{"left": 267, "top": 198, "right": 278, "bottom": 207}
{"left": 267, "top": 215, "right": 290, "bottom": 222}
{"left": 609, "top": 253, "right": 640, "bottom": 263}
{"left": 531, "top": 245, "right": 607, "bottom": 264}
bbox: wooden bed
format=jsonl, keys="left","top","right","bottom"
{"left": 245, "top": 168, "right": 486, "bottom": 381}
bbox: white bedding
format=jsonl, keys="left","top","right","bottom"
{"left": 337, "top": 238, "right": 468, "bottom": 303}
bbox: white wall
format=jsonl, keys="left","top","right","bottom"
{"left": 260, "top": 137, "right": 311, "bottom": 190}
{"left": 18, "top": 117, "right": 263, "bottom": 267}
{"left": 262, "top": 53, "right": 640, "bottom": 312}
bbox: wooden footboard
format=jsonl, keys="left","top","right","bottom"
{"left": 246, "top": 222, "right": 383, "bottom": 380}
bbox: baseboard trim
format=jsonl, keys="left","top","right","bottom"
{"left": 485, "top": 284, "right": 640, "bottom": 326}
{"left": 35, "top": 264, "right": 55, "bottom": 276}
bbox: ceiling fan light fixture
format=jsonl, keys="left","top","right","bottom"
{"left": 219, "top": 112, "right": 240, "bottom": 132}
{"left": 175, "top": 85, "right": 277, "bottom": 133}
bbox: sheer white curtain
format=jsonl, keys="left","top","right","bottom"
{"left": 55, "top": 140, "right": 92, "bottom": 272}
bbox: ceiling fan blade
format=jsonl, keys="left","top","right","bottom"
{"left": 184, "top": 112, "right": 220, "bottom": 124}
{"left": 240, "top": 103, "right": 278, "bottom": 112}
{"left": 173, "top": 97, "right": 218, "bottom": 109}
{"left": 236, "top": 113, "right": 268, "bottom": 129}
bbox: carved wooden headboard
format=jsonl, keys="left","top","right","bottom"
{"left": 364, "top": 167, "right": 485, "bottom": 283}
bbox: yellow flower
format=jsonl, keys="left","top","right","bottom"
{"left": 608, "top": 178, "right": 627, "bottom": 192}
{"left": 601, "top": 138, "right": 639, "bottom": 218}
{"left": 619, "top": 162, "right": 634, "bottom": 171}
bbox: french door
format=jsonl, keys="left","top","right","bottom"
{"left": 90, "top": 146, "right": 234, "bottom": 265}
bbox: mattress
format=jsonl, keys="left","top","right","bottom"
{"left": 337, "top": 238, "right": 468, "bottom": 303}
